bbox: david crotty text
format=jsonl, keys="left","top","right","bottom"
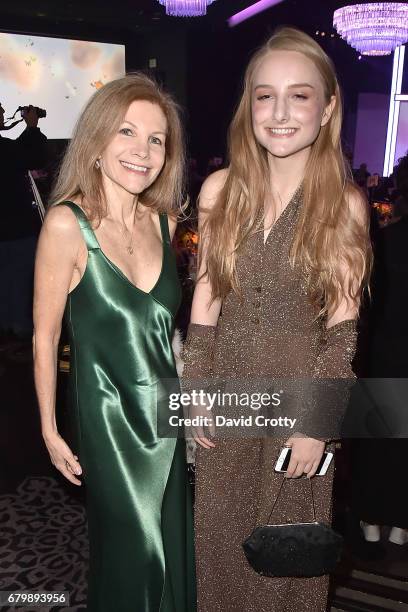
{"left": 168, "top": 415, "right": 297, "bottom": 429}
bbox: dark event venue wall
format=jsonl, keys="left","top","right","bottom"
{"left": 0, "top": 0, "right": 394, "bottom": 174}
{"left": 184, "top": 0, "right": 394, "bottom": 170}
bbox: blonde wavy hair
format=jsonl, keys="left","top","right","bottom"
{"left": 203, "top": 27, "right": 372, "bottom": 318}
{"left": 51, "top": 72, "right": 185, "bottom": 222}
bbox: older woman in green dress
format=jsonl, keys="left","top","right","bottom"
{"left": 33, "top": 74, "right": 195, "bottom": 612}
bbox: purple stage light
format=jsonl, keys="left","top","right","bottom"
{"left": 228, "top": 0, "right": 285, "bottom": 27}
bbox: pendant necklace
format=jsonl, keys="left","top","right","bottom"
{"left": 122, "top": 203, "right": 138, "bottom": 255}
{"left": 125, "top": 230, "right": 134, "bottom": 255}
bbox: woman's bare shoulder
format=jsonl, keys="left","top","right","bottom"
{"left": 344, "top": 181, "right": 369, "bottom": 224}
{"left": 199, "top": 168, "right": 229, "bottom": 207}
{"left": 42, "top": 203, "right": 83, "bottom": 241}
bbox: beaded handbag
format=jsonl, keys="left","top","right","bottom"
{"left": 242, "top": 477, "right": 343, "bottom": 577}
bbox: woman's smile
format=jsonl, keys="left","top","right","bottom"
{"left": 119, "top": 160, "right": 150, "bottom": 174}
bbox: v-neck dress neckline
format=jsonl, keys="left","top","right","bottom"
{"left": 263, "top": 184, "right": 303, "bottom": 246}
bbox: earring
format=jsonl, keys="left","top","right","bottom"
{"left": 95, "top": 159, "right": 100, "bottom": 169}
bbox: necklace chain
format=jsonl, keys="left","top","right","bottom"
{"left": 120, "top": 203, "right": 138, "bottom": 255}
{"left": 122, "top": 225, "right": 134, "bottom": 255}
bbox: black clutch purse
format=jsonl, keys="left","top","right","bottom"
{"left": 242, "top": 477, "right": 343, "bottom": 578}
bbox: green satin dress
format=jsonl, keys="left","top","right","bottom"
{"left": 60, "top": 201, "right": 196, "bottom": 612}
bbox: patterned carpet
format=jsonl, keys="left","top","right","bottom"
{"left": 0, "top": 477, "right": 88, "bottom": 611}
{"left": 1, "top": 477, "right": 407, "bottom": 612}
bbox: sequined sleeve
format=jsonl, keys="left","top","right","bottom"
{"left": 314, "top": 319, "right": 357, "bottom": 379}
{"left": 296, "top": 319, "right": 357, "bottom": 440}
{"left": 181, "top": 323, "right": 217, "bottom": 380}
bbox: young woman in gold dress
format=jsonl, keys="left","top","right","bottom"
{"left": 183, "top": 28, "right": 371, "bottom": 611}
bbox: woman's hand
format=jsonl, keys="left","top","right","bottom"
{"left": 284, "top": 436, "right": 325, "bottom": 478}
{"left": 190, "top": 404, "right": 216, "bottom": 450}
{"left": 43, "top": 430, "right": 83, "bottom": 486}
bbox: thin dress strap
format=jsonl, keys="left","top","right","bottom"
{"left": 159, "top": 213, "right": 171, "bottom": 246}
{"left": 55, "top": 201, "right": 100, "bottom": 251}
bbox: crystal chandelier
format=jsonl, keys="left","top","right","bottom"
{"left": 158, "top": 0, "right": 215, "bottom": 17}
{"left": 333, "top": 3, "right": 408, "bottom": 56}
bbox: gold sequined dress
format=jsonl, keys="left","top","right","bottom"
{"left": 195, "top": 189, "right": 339, "bottom": 612}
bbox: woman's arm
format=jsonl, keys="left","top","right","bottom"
{"left": 189, "top": 169, "right": 227, "bottom": 326}
{"left": 181, "top": 169, "right": 227, "bottom": 448}
{"left": 33, "top": 205, "right": 84, "bottom": 485}
{"left": 285, "top": 190, "right": 367, "bottom": 478}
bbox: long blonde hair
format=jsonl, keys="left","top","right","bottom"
{"left": 51, "top": 73, "right": 185, "bottom": 222}
{"left": 203, "top": 27, "right": 372, "bottom": 318}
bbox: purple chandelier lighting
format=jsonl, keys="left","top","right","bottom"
{"left": 333, "top": 3, "right": 408, "bottom": 56}
{"left": 158, "top": 0, "right": 215, "bottom": 17}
